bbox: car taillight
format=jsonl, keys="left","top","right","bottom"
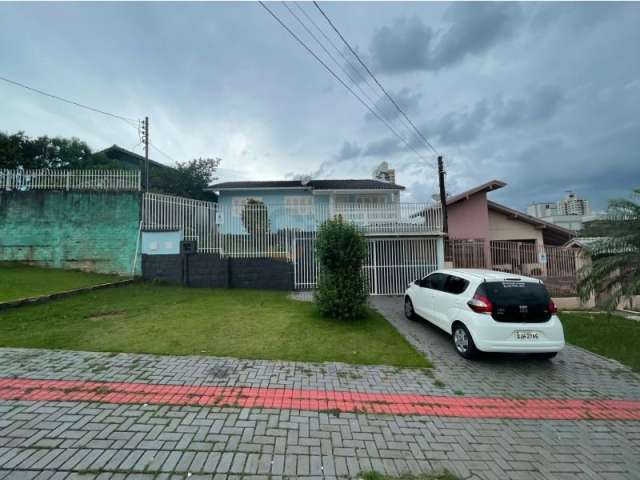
{"left": 467, "top": 293, "right": 493, "bottom": 314}
{"left": 548, "top": 300, "right": 557, "bottom": 314}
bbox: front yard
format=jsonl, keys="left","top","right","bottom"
{"left": 560, "top": 311, "right": 640, "bottom": 373}
{"left": 0, "top": 262, "right": 121, "bottom": 302}
{"left": 0, "top": 283, "right": 430, "bottom": 368}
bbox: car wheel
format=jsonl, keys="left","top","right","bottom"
{"left": 404, "top": 297, "right": 416, "bottom": 320}
{"left": 537, "top": 352, "right": 558, "bottom": 360}
{"left": 452, "top": 324, "right": 478, "bottom": 359}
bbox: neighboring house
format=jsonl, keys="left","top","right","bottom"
{"left": 97, "top": 144, "right": 176, "bottom": 191}
{"left": 206, "top": 179, "right": 412, "bottom": 234}
{"left": 439, "top": 180, "right": 575, "bottom": 269}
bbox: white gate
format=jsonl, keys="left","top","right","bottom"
{"left": 365, "top": 237, "right": 439, "bottom": 295}
{"left": 293, "top": 236, "right": 440, "bottom": 295}
{"left": 142, "top": 193, "right": 219, "bottom": 252}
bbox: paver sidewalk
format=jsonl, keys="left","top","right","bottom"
{"left": 1, "top": 345, "right": 639, "bottom": 479}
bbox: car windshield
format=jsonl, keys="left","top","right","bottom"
{"left": 480, "top": 281, "right": 550, "bottom": 305}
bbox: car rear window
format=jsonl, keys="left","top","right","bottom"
{"left": 477, "top": 280, "right": 552, "bottom": 323}
{"left": 479, "top": 281, "right": 550, "bottom": 304}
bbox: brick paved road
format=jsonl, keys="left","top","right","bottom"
{"left": 1, "top": 297, "right": 639, "bottom": 479}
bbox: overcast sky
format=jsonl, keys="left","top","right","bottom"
{"left": 1, "top": 2, "right": 638, "bottom": 210}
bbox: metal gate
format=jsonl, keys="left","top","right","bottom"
{"left": 294, "top": 236, "right": 440, "bottom": 295}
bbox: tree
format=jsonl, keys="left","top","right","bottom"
{"left": 0, "top": 131, "right": 119, "bottom": 170}
{"left": 577, "top": 188, "right": 640, "bottom": 310}
{"left": 314, "top": 217, "right": 368, "bottom": 320}
{"left": 152, "top": 157, "right": 221, "bottom": 201}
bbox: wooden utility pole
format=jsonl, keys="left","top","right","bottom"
{"left": 437, "top": 155, "right": 448, "bottom": 235}
{"left": 143, "top": 116, "right": 149, "bottom": 191}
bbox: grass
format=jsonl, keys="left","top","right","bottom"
{"left": 0, "top": 283, "right": 430, "bottom": 368}
{"left": 560, "top": 311, "right": 640, "bottom": 373}
{"left": 0, "top": 263, "right": 122, "bottom": 302}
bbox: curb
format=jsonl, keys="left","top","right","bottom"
{"left": 0, "top": 279, "right": 137, "bottom": 312}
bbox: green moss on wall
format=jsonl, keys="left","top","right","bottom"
{"left": 0, "top": 191, "right": 141, "bottom": 275}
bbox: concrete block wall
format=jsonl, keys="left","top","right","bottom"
{"left": 229, "top": 258, "right": 294, "bottom": 290}
{"left": 187, "top": 254, "right": 229, "bottom": 288}
{"left": 0, "top": 191, "right": 141, "bottom": 275}
{"left": 141, "top": 253, "right": 294, "bottom": 290}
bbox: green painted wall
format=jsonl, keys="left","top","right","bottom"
{"left": 0, "top": 191, "right": 141, "bottom": 275}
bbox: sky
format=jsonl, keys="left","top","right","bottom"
{"left": 1, "top": 1, "right": 639, "bottom": 211}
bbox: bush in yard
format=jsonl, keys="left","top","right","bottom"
{"left": 314, "top": 217, "right": 368, "bottom": 320}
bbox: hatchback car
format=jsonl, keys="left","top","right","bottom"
{"left": 404, "top": 269, "right": 565, "bottom": 358}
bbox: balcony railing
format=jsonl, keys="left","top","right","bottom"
{"left": 332, "top": 203, "right": 442, "bottom": 234}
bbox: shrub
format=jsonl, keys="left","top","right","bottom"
{"left": 314, "top": 217, "right": 368, "bottom": 320}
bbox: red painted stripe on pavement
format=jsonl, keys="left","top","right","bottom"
{"left": 0, "top": 377, "right": 639, "bottom": 420}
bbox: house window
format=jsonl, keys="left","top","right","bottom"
{"left": 356, "top": 195, "right": 386, "bottom": 206}
{"left": 232, "top": 196, "right": 264, "bottom": 216}
{"left": 285, "top": 196, "right": 313, "bottom": 215}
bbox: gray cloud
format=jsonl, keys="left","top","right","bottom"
{"left": 492, "top": 86, "right": 564, "bottom": 127}
{"left": 369, "top": 16, "right": 433, "bottom": 74}
{"left": 432, "top": 99, "right": 490, "bottom": 146}
{"left": 369, "top": 3, "right": 521, "bottom": 74}
{"left": 362, "top": 136, "right": 403, "bottom": 157}
{"left": 335, "top": 140, "right": 362, "bottom": 160}
{"left": 365, "top": 87, "right": 421, "bottom": 123}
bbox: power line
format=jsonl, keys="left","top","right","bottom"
{"left": 312, "top": 1, "right": 439, "bottom": 156}
{"left": 0, "top": 75, "right": 139, "bottom": 127}
{"left": 150, "top": 141, "right": 178, "bottom": 164}
{"left": 281, "top": 2, "right": 400, "bottom": 139}
{"left": 292, "top": 2, "right": 383, "bottom": 109}
{"left": 259, "top": 1, "right": 432, "bottom": 163}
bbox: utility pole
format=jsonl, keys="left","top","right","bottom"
{"left": 437, "top": 155, "right": 448, "bottom": 235}
{"left": 143, "top": 116, "right": 149, "bottom": 191}
{"left": 139, "top": 117, "right": 150, "bottom": 191}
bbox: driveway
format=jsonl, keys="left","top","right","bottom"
{"left": 0, "top": 298, "right": 640, "bottom": 479}
{"left": 370, "top": 296, "right": 640, "bottom": 400}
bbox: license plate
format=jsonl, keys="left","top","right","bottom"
{"left": 514, "top": 330, "right": 540, "bottom": 340}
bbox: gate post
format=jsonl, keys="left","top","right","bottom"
{"left": 436, "top": 237, "right": 445, "bottom": 269}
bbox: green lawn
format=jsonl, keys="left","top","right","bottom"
{"left": 0, "top": 283, "right": 430, "bottom": 368}
{"left": 0, "top": 263, "right": 122, "bottom": 302}
{"left": 560, "top": 311, "right": 640, "bottom": 372}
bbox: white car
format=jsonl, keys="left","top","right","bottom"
{"left": 404, "top": 269, "right": 565, "bottom": 359}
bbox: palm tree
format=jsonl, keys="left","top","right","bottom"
{"left": 578, "top": 188, "right": 640, "bottom": 310}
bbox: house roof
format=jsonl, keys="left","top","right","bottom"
{"left": 446, "top": 180, "right": 506, "bottom": 206}
{"left": 206, "top": 179, "right": 404, "bottom": 191}
{"left": 97, "top": 144, "right": 175, "bottom": 171}
{"left": 487, "top": 200, "right": 575, "bottom": 245}
{"left": 564, "top": 237, "right": 604, "bottom": 249}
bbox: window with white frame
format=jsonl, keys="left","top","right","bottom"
{"left": 285, "top": 196, "right": 313, "bottom": 215}
{"left": 231, "top": 196, "right": 264, "bottom": 216}
{"left": 356, "top": 194, "right": 387, "bottom": 206}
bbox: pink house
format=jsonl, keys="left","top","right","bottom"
{"left": 446, "top": 180, "right": 575, "bottom": 266}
